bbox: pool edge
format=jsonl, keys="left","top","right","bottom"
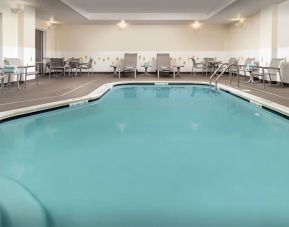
{"left": 1, "top": 81, "right": 289, "bottom": 122}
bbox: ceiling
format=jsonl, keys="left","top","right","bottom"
{"left": 4, "top": 0, "right": 286, "bottom": 24}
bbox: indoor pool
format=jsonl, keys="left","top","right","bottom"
{"left": 1, "top": 85, "right": 289, "bottom": 227}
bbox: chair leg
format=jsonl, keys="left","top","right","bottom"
{"left": 157, "top": 70, "right": 160, "bottom": 79}
{"left": 25, "top": 73, "right": 28, "bottom": 88}
{"left": 268, "top": 74, "right": 272, "bottom": 85}
{"left": 279, "top": 71, "right": 284, "bottom": 87}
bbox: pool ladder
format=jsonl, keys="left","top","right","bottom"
{"left": 209, "top": 63, "right": 240, "bottom": 90}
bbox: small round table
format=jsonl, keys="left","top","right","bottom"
{"left": 110, "top": 65, "right": 118, "bottom": 77}
{"left": 173, "top": 65, "right": 184, "bottom": 78}
{"left": 141, "top": 65, "right": 152, "bottom": 76}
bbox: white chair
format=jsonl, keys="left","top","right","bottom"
{"left": 251, "top": 58, "right": 284, "bottom": 88}
{"left": 157, "top": 53, "right": 173, "bottom": 79}
{"left": 118, "top": 54, "right": 138, "bottom": 78}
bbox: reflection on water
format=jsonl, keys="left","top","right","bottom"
{"left": 116, "top": 122, "right": 126, "bottom": 133}
{"left": 190, "top": 87, "right": 196, "bottom": 97}
{"left": 190, "top": 121, "right": 199, "bottom": 131}
{"left": 123, "top": 87, "right": 137, "bottom": 99}
{"left": 156, "top": 87, "right": 170, "bottom": 99}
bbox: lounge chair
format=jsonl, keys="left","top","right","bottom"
{"left": 6, "top": 58, "right": 39, "bottom": 90}
{"left": 157, "top": 53, "right": 173, "bottom": 79}
{"left": 118, "top": 54, "right": 137, "bottom": 78}
{"left": 251, "top": 58, "right": 284, "bottom": 88}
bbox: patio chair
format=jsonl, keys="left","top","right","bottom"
{"left": 227, "top": 58, "right": 239, "bottom": 76}
{"left": 238, "top": 58, "right": 255, "bottom": 77}
{"left": 203, "top": 57, "right": 215, "bottom": 77}
{"left": 6, "top": 58, "right": 39, "bottom": 89}
{"left": 251, "top": 58, "right": 284, "bottom": 88}
{"left": 79, "top": 58, "right": 94, "bottom": 76}
{"left": 118, "top": 54, "right": 137, "bottom": 78}
{"left": 49, "top": 58, "right": 69, "bottom": 78}
{"left": 157, "top": 53, "right": 173, "bottom": 79}
{"left": 191, "top": 58, "right": 204, "bottom": 77}
{"left": 67, "top": 58, "right": 81, "bottom": 77}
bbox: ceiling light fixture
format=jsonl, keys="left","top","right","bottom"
{"left": 191, "top": 21, "right": 202, "bottom": 31}
{"left": 232, "top": 17, "right": 245, "bottom": 26}
{"left": 117, "top": 20, "right": 128, "bottom": 31}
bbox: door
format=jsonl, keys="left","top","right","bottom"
{"left": 35, "top": 29, "right": 44, "bottom": 73}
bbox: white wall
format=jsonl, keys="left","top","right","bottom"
{"left": 0, "top": 13, "right": 3, "bottom": 67}
{"left": 0, "top": 4, "right": 36, "bottom": 81}
{"left": 277, "top": 0, "right": 289, "bottom": 83}
{"left": 53, "top": 24, "right": 228, "bottom": 72}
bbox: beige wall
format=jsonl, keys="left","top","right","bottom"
{"left": 0, "top": 4, "right": 36, "bottom": 80}
{"left": 55, "top": 24, "right": 227, "bottom": 52}
{"left": 226, "top": 13, "right": 260, "bottom": 52}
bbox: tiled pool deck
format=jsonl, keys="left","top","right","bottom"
{"left": 0, "top": 73, "right": 288, "bottom": 112}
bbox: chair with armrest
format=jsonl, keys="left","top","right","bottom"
{"left": 118, "top": 54, "right": 137, "bottom": 78}
{"left": 227, "top": 58, "right": 239, "bottom": 76}
{"left": 251, "top": 58, "right": 284, "bottom": 88}
{"left": 6, "top": 58, "right": 39, "bottom": 89}
{"left": 203, "top": 58, "right": 215, "bottom": 77}
{"left": 238, "top": 58, "right": 255, "bottom": 78}
{"left": 49, "top": 58, "right": 69, "bottom": 78}
{"left": 191, "top": 58, "right": 204, "bottom": 77}
{"left": 157, "top": 53, "right": 173, "bottom": 79}
{"left": 79, "top": 58, "right": 94, "bottom": 76}
{"left": 67, "top": 58, "right": 81, "bottom": 77}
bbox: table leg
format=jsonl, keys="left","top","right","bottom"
{"left": 244, "top": 71, "right": 254, "bottom": 84}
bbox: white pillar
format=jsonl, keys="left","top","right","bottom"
{"left": 18, "top": 6, "right": 36, "bottom": 66}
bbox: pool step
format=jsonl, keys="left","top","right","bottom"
{"left": 0, "top": 176, "right": 48, "bottom": 227}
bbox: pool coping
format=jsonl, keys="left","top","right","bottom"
{"left": 1, "top": 81, "right": 289, "bottom": 122}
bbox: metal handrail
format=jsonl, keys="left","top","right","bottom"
{"left": 216, "top": 64, "right": 240, "bottom": 90}
{"left": 210, "top": 64, "right": 240, "bottom": 90}
{"left": 209, "top": 63, "right": 229, "bottom": 87}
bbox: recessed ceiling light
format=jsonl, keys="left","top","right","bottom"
{"left": 190, "top": 21, "right": 202, "bottom": 31}
{"left": 117, "top": 20, "right": 128, "bottom": 31}
{"left": 231, "top": 17, "right": 245, "bottom": 26}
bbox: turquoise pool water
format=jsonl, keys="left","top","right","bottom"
{"left": 1, "top": 85, "right": 289, "bottom": 227}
